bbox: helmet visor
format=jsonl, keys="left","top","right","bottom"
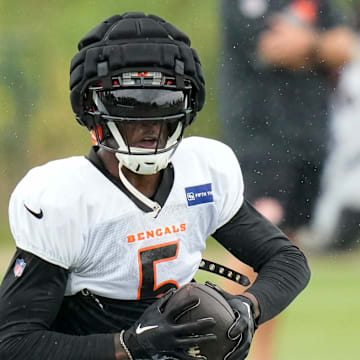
{"left": 96, "top": 88, "right": 187, "bottom": 118}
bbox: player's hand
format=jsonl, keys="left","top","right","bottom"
{"left": 123, "top": 289, "right": 217, "bottom": 360}
{"left": 205, "top": 282, "right": 257, "bottom": 360}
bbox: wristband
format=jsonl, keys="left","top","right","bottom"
{"left": 238, "top": 295, "right": 255, "bottom": 314}
{"left": 238, "top": 295, "right": 259, "bottom": 328}
{"left": 120, "top": 330, "right": 134, "bottom": 360}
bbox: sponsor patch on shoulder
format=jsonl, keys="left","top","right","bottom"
{"left": 185, "top": 183, "right": 214, "bottom": 206}
{"left": 14, "top": 258, "right": 26, "bottom": 278}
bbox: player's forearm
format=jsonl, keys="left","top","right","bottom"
{"left": 246, "top": 245, "right": 311, "bottom": 324}
{"left": 213, "top": 201, "right": 310, "bottom": 324}
{"left": 0, "top": 330, "right": 117, "bottom": 360}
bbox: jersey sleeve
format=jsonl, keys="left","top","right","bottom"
{"left": 185, "top": 137, "right": 245, "bottom": 230}
{"left": 212, "top": 141, "right": 245, "bottom": 229}
{"left": 8, "top": 164, "right": 84, "bottom": 269}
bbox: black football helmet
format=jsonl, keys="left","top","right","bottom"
{"left": 70, "top": 12, "right": 205, "bottom": 175}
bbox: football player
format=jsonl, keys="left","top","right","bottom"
{"left": 0, "top": 13, "right": 310, "bottom": 360}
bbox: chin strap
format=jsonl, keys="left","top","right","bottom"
{"left": 118, "top": 163, "right": 161, "bottom": 218}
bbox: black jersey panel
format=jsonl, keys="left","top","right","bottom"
{"left": 52, "top": 290, "right": 156, "bottom": 335}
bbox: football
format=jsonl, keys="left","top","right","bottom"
{"left": 164, "top": 282, "right": 235, "bottom": 360}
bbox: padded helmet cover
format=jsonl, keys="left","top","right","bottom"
{"left": 70, "top": 12, "right": 205, "bottom": 127}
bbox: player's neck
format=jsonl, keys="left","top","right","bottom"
{"left": 98, "top": 148, "right": 161, "bottom": 198}
{"left": 120, "top": 166, "right": 161, "bottom": 199}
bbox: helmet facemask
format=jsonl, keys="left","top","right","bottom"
{"left": 89, "top": 74, "right": 193, "bottom": 175}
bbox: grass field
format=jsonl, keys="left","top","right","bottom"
{"left": 1, "top": 241, "right": 359, "bottom": 359}
{"left": 275, "top": 252, "right": 359, "bottom": 360}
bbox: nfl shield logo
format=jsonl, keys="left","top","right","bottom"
{"left": 14, "top": 258, "right": 26, "bottom": 277}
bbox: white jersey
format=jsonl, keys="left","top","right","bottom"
{"left": 9, "top": 137, "right": 244, "bottom": 300}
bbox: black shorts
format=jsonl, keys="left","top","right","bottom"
{"left": 239, "top": 154, "right": 322, "bottom": 231}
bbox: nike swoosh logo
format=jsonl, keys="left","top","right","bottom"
{"left": 24, "top": 204, "right": 44, "bottom": 219}
{"left": 135, "top": 324, "right": 159, "bottom": 335}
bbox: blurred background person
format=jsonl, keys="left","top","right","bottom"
{"left": 308, "top": 1, "right": 360, "bottom": 253}
{"left": 219, "top": 1, "right": 357, "bottom": 359}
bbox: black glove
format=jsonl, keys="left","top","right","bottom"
{"left": 205, "top": 282, "right": 258, "bottom": 360}
{"left": 123, "top": 289, "right": 217, "bottom": 360}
